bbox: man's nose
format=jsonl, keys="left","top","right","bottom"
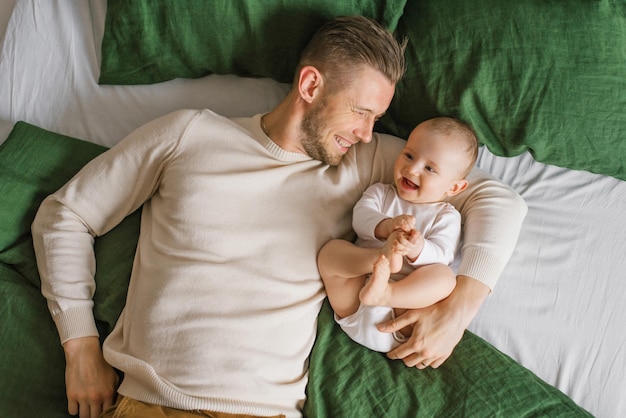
{"left": 354, "top": 117, "right": 375, "bottom": 143}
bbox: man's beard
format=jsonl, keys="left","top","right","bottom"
{"left": 300, "top": 100, "right": 342, "bottom": 167}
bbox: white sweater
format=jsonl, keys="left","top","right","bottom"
{"left": 32, "top": 109, "right": 527, "bottom": 417}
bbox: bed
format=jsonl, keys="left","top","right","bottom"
{"left": 0, "top": 1, "right": 624, "bottom": 417}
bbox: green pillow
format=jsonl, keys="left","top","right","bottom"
{"left": 381, "top": 0, "right": 626, "bottom": 180}
{"left": 99, "top": 0, "right": 407, "bottom": 85}
{"left": 99, "top": 0, "right": 626, "bottom": 181}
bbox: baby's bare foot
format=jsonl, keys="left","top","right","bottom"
{"left": 359, "top": 254, "right": 392, "bottom": 306}
{"left": 382, "top": 231, "right": 405, "bottom": 273}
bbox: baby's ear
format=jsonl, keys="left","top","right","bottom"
{"left": 447, "top": 179, "right": 468, "bottom": 196}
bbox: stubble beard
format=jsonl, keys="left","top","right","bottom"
{"left": 300, "top": 100, "right": 343, "bottom": 167}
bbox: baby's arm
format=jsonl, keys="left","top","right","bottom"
{"left": 374, "top": 214, "right": 416, "bottom": 241}
{"left": 407, "top": 207, "right": 461, "bottom": 267}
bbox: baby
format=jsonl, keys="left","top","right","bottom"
{"left": 317, "top": 116, "right": 478, "bottom": 352}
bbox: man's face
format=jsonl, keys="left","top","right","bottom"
{"left": 299, "top": 67, "right": 395, "bottom": 166}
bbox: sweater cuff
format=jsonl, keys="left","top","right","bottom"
{"left": 52, "top": 306, "right": 99, "bottom": 344}
{"left": 457, "top": 246, "right": 507, "bottom": 291}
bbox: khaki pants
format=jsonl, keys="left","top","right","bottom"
{"left": 101, "top": 395, "right": 286, "bottom": 418}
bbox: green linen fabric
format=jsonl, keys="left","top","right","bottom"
{"left": 98, "top": 0, "right": 626, "bottom": 181}
{"left": 304, "top": 301, "right": 593, "bottom": 417}
{"left": 382, "top": 0, "right": 626, "bottom": 181}
{"left": 0, "top": 122, "right": 140, "bottom": 333}
{"left": 0, "top": 262, "right": 67, "bottom": 417}
{"left": 99, "top": 0, "right": 407, "bottom": 85}
{"left": 0, "top": 122, "right": 592, "bottom": 417}
{"left": 0, "top": 123, "right": 140, "bottom": 418}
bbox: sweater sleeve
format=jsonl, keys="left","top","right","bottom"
{"left": 31, "top": 109, "right": 199, "bottom": 343}
{"left": 446, "top": 166, "right": 528, "bottom": 290}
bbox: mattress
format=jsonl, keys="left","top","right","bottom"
{"left": 0, "top": 1, "right": 624, "bottom": 417}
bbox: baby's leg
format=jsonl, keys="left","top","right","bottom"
{"left": 361, "top": 262, "right": 456, "bottom": 309}
{"left": 323, "top": 271, "right": 367, "bottom": 319}
{"left": 359, "top": 254, "right": 393, "bottom": 307}
{"left": 359, "top": 232, "right": 409, "bottom": 307}
{"left": 381, "top": 230, "right": 405, "bottom": 273}
{"left": 318, "top": 239, "right": 381, "bottom": 318}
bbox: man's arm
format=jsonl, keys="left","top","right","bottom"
{"left": 378, "top": 167, "right": 528, "bottom": 367}
{"left": 31, "top": 181, "right": 119, "bottom": 418}
{"left": 63, "top": 337, "right": 118, "bottom": 418}
{"left": 31, "top": 110, "right": 200, "bottom": 416}
{"left": 379, "top": 275, "right": 490, "bottom": 368}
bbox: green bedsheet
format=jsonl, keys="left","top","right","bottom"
{"left": 0, "top": 122, "right": 592, "bottom": 417}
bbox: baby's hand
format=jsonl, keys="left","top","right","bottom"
{"left": 391, "top": 214, "right": 415, "bottom": 234}
{"left": 375, "top": 215, "right": 416, "bottom": 241}
{"left": 397, "top": 229, "right": 424, "bottom": 262}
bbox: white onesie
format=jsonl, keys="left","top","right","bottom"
{"left": 337, "top": 183, "right": 461, "bottom": 352}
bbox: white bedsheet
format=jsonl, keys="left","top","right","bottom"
{"left": 469, "top": 150, "right": 626, "bottom": 417}
{"left": 1, "top": 1, "right": 624, "bottom": 417}
{"left": 0, "top": 0, "right": 290, "bottom": 147}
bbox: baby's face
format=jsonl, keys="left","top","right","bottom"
{"left": 393, "top": 125, "right": 468, "bottom": 204}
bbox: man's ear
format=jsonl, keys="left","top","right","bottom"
{"left": 298, "top": 65, "right": 323, "bottom": 103}
{"left": 446, "top": 179, "right": 469, "bottom": 196}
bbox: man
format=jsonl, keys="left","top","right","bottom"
{"left": 32, "top": 16, "right": 526, "bottom": 418}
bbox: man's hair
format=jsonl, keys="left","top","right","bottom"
{"left": 297, "top": 16, "right": 407, "bottom": 90}
{"left": 428, "top": 117, "right": 479, "bottom": 178}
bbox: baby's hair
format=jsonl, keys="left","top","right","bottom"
{"left": 426, "top": 117, "right": 478, "bottom": 178}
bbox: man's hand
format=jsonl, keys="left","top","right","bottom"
{"left": 63, "top": 336, "right": 119, "bottom": 418}
{"left": 377, "top": 275, "right": 490, "bottom": 369}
